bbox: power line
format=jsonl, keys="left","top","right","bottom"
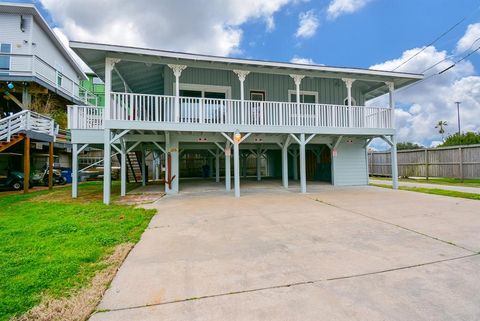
{"left": 396, "top": 38, "right": 480, "bottom": 94}
{"left": 391, "top": 4, "right": 480, "bottom": 71}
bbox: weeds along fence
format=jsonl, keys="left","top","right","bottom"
{"left": 368, "top": 144, "right": 480, "bottom": 179}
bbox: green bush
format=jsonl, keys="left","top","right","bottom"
{"left": 440, "top": 132, "right": 480, "bottom": 147}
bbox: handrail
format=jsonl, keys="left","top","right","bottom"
{"left": 68, "top": 93, "right": 393, "bottom": 130}
{"left": 1, "top": 53, "right": 97, "bottom": 106}
{"left": 0, "top": 110, "right": 56, "bottom": 142}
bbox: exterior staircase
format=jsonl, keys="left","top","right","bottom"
{"left": 0, "top": 110, "right": 56, "bottom": 152}
{"left": 127, "top": 152, "right": 142, "bottom": 183}
{"left": 0, "top": 132, "right": 25, "bottom": 152}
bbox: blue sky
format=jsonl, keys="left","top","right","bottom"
{"left": 12, "top": 0, "right": 480, "bottom": 148}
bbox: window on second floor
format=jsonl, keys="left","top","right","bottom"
{"left": 0, "top": 44, "right": 12, "bottom": 71}
{"left": 55, "top": 63, "right": 64, "bottom": 87}
{"left": 288, "top": 90, "right": 318, "bottom": 104}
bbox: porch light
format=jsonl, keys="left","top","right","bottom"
{"left": 234, "top": 129, "right": 242, "bottom": 143}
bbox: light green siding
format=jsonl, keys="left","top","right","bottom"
{"left": 164, "top": 67, "right": 365, "bottom": 105}
{"left": 332, "top": 138, "right": 368, "bottom": 186}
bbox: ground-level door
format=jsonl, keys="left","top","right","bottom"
{"left": 306, "top": 145, "right": 331, "bottom": 182}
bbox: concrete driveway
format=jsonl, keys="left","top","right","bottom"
{"left": 90, "top": 185, "right": 480, "bottom": 321}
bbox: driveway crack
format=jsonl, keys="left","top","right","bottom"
{"left": 96, "top": 253, "right": 479, "bottom": 314}
{"left": 310, "top": 197, "right": 478, "bottom": 254}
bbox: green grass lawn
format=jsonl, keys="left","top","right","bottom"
{"left": 371, "top": 177, "right": 480, "bottom": 188}
{"left": 371, "top": 183, "right": 480, "bottom": 200}
{"left": 0, "top": 182, "right": 156, "bottom": 321}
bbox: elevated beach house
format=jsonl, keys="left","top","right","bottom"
{"left": 68, "top": 41, "right": 423, "bottom": 204}
{"left": 0, "top": 3, "right": 96, "bottom": 192}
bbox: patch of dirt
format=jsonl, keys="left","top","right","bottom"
{"left": 114, "top": 193, "right": 165, "bottom": 206}
{"left": 12, "top": 243, "right": 134, "bottom": 321}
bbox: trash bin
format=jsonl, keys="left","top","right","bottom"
{"left": 62, "top": 169, "right": 73, "bottom": 184}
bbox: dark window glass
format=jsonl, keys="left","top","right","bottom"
{"left": 303, "top": 94, "right": 316, "bottom": 104}
{"left": 0, "top": 43, "right": 11, "bottom": 70}
{"left": 204, "top": 92, "right": 226, "bottom": 99}
{"left": 180, "top": 90, "right": 202, "bottom": 98}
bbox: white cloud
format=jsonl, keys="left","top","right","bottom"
{"left": 456, "top": 23, "right": 480, "bottom": 53}
{"left": 39, "top": 0, "right": 293, "bottom": 56}
{"left": 327, "top": 0, "right": 371, "bottom": 19}
{"left": 369, "top": 46, "right": 480, "bottom": 147}
{"left": 295, "top": 10, "right": 319, "bottom": 38}
{"left": 290, "top": 56, "right": 315, "bottom": 64}
{"left": 52, "top": 27, "right": 91, "bottom": 72}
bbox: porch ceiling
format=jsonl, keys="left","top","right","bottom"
{"left": 70, "top": 41, "right": 423, "bottom": 99}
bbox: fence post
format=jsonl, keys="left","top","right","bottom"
{"left": 425, "top": 149, "right": 429, "bottom": 180}
{"left": 459, "top": 147, "right": 463, "bottom": 182}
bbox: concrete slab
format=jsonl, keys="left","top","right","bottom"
{"left": 90, "top": 255, "right": 480, "bottom": 321}
{"left": 91, "top": 186, "right": 480, "bottom": 317}
{"left": 310, "top": 186, "right": 480, "bottom": 252}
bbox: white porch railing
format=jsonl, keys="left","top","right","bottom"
{"left": 67, "top": 105, "right": 104, "bottom": 130}
{"left": 0, "top": 110, "right": 56, "bottom": 142}
{"left": 68, "top": 92, "right": 392, "bottom": 130}
{"left": 0, "top": 53, "right": 97, "bottom": 105}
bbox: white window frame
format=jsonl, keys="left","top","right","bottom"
{"left": 0, "top": 43, "right": 12, "bottom": 71}
{"left": 287, "top": 90, "right": 318, "bottom": 103}
{"left": 173, "top": 83, "right": 232, "bottom": 99}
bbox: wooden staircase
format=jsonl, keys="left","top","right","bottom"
{"left": 114, "top": 151, "right": 142, "bottom": 182}
{"left": 127, "top": 152, "right": 142, "bottom": 182}
{"left": 0, "top": 133, "right": 25, "bottom": 152}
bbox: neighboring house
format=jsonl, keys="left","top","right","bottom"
{"left": 0, "top": 2, "right": 93, "bottom": 114}
{"left": 81, "top": 72, "right": 105, "bottom": 107}
{"left": 68, "top": 41, "right": 423, "bottom": 204}
{"left": 0, "top": 3, "right": 95, "bottom": 192}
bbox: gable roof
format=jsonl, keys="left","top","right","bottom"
{"left": 0, "top": 2, "right": 86, "bottom": 79}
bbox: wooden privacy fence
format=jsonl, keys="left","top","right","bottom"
{"left": 368, "top": 144, "right": 480, "bottom": 179}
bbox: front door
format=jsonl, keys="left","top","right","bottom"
{"left": 250, "top": 91, "right": 265, "bottom": 124}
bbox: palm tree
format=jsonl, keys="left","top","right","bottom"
{"left": 435, "top": 120, "right": 448, "bottom": 141}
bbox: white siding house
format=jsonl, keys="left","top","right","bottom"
{"left": 0, "top": 2, "right": 92, "bottom": 106}
{"left": 67, "top": 41, "right": 423, "bottom": 204}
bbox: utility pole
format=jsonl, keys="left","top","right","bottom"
{"left": 455, "top": 101, "right": 461, "bottom": 135}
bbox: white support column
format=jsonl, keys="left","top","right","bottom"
{"left": 104, "top": 58, "right": 120, "bottom": 121}
{"left": 290, "top": 74, "right": 305, "bottom": 126}
{"left": 120, "top": 139, "right": 127, "bottom": 196}
{"left": 386, "top": 81, "right": 398, "bottom": 189}
{"left": 282, "top": 136, "right": 291, "bottom": 188}
{"left": 225, "top": 142, "right": 231, "bottom": 191}
{"left": 386, "top": 81, "right": 395, "bottom": 129}
{"left": 343, "top": 78, "right": 355, "bottom": 128}
{"left": 299, "top": 134, "right": 307, "bottom": 193}
{"left": 215, "top": 152, "right": 220, "bottom": 183}
{"left": 103, "top": 129, "right": 111, "bottom": 205}
{"left": 168, "top": 64, "right": 187, "bottom": 123}
{"left": 72, "top": 143, "right": 78, "bottom": 198}
{"left": 233, "top": 70, "right": 250, "bottom": 124}
{"left": 165, "top": 133, "right": 180, "bottom": 194}
{"left": 391, "top": 135, "right": 398, "bottom": 189}
{"left": 233, "top": 141, "right": 240, "bottom": 198}
{"left": 256, "top": 146, "right": 261, "bottom": 181}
